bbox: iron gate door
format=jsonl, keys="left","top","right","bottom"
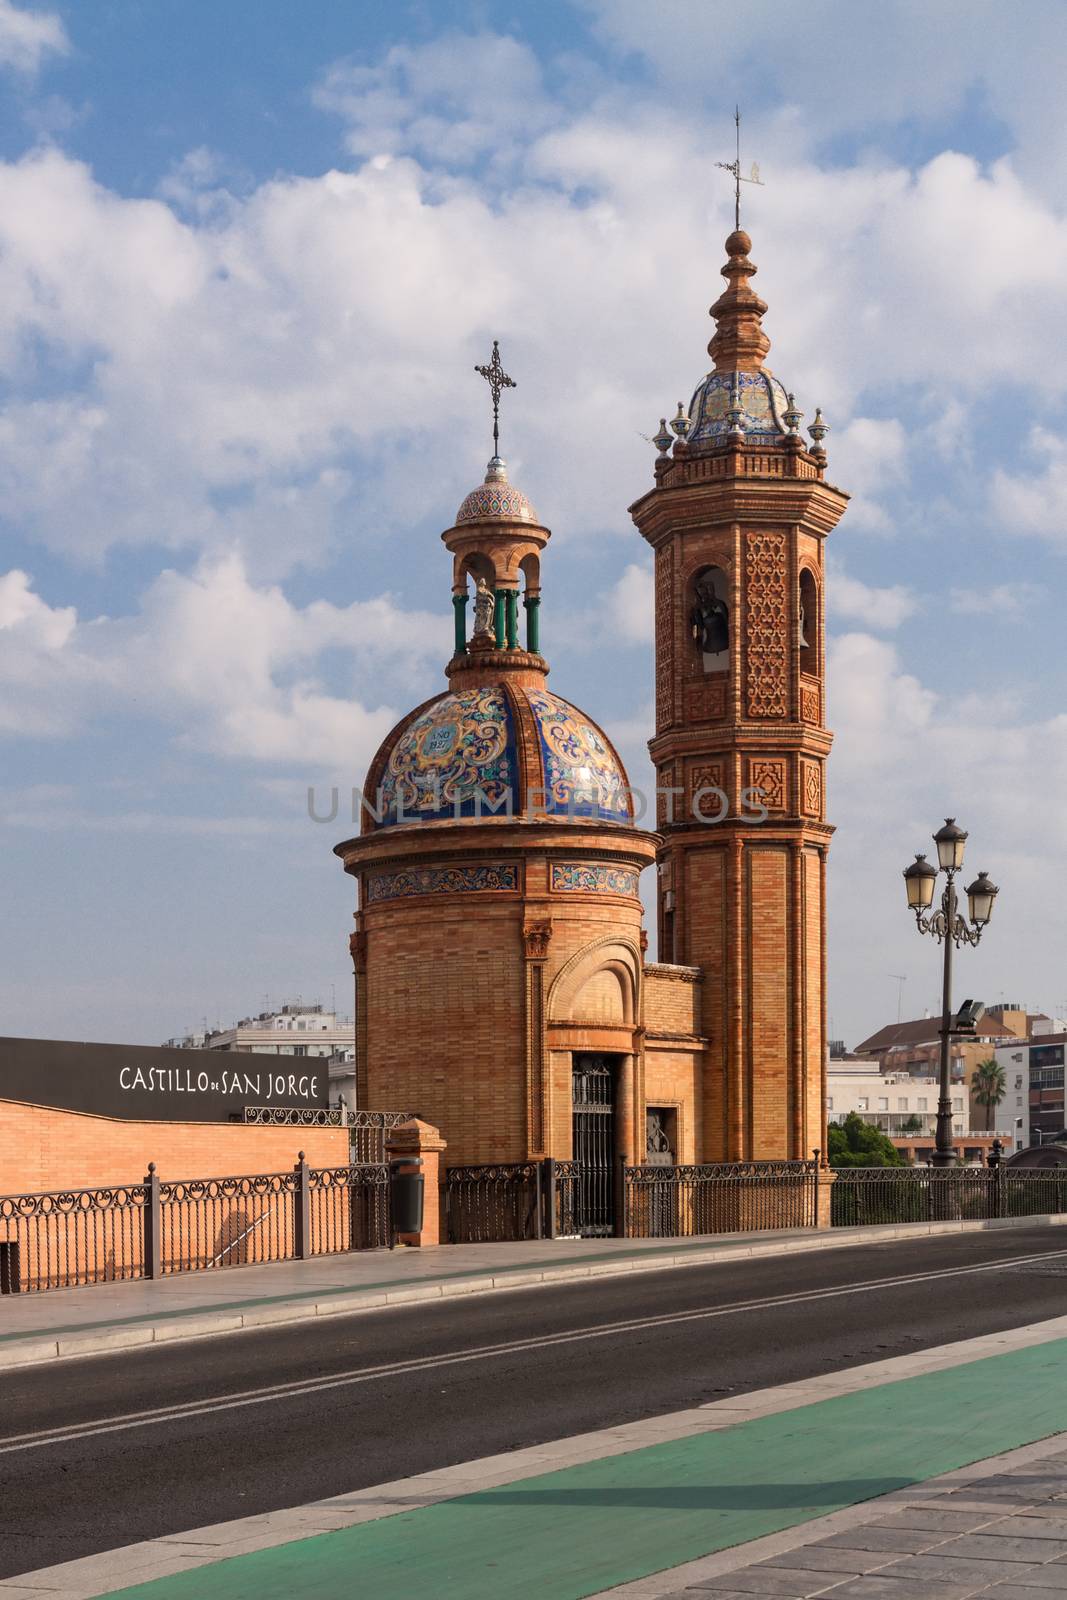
{"left": 572, "top": 1055, "right": 617, "bottom": 1237}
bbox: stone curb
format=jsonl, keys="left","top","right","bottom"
{"left": 2, "top": 1210, "right": 1064, "bottom": 1371}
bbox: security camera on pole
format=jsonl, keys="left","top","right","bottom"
{"left": 902, "top": 820, "right": 999, "bottom": 1168}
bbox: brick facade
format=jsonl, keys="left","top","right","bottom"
{"left": 0, "top": 1098, "right": 347, "bottom": 1195}
{"left": 336, "top": 234, "right": 847, "bottom": 1180}
{"left": 631, "top": 228, "right": 849, "bottom": 1164}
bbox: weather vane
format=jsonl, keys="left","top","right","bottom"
{"left": 475, "top": 339, "right": 516, "bottom": 457}
{"left": 716, "top": 106, "right": 764, "bottom": 232}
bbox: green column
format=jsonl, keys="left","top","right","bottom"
{"left": 525, "top": 595, "right": 541, "bottom": 654}
{"left": 452, "top": 593, "right": 467, "bottom": 654}
{"left": 505, "top": 589, "right": 519, "bottom": 650}
{"left": 494, "top": 590, "right": 506, "bottom": 649}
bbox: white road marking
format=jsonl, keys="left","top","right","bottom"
{"left": 4, "top": 1243, "right": 1067, "bottom": 1456}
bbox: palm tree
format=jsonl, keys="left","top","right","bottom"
{"left": 972, "top": 1057, "right": 1007, "bottom": 1133}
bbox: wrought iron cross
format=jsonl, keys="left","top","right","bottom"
{"left": 475, "top": 339, "right": 516, "bottom": 456}
{"left": 715, "top": 106, "right": 764, "bottom": 231}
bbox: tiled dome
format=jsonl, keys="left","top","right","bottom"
{"left": 367, "top": 682, "right": 632, "bottom": 829}
{"left": 455, "top": 457, "right": 539, "bottom": 526}
{"left": 686, "top": 368, "right": 791, "bottom": 448}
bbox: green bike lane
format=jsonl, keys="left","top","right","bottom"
{"left": 107, "top": 1332, "right": 1067, "bottom": 1600}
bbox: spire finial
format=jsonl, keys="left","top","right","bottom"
{"left": 715, "top": 106, "right": 763, "bottom": 233}
{"left": 707, "top": 229, "right": 771, "bottom": 374}
{"left": 474, "top": 339, "right": 516, "bottom": 458}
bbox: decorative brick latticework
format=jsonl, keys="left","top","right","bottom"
{"left": 632, "top": 226, "right": 849, "bottom": 1163}
{"left": 744, "top": 531, "right": 789, "bottom": 718}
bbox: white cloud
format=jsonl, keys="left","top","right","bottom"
{"left": 1, "top": 103, "right": 1065, "bottom": 576}
{"left": 312, "top": 34, "right": 555, "bottom": 166}
{"left": 607, "top": 562, "right": 653, "bottom": 644}
{"left": 826, "top": 558, "right": 918, "bottom": 629}
{"left": 0, "top": 557, "right": 447, "bottom": 766}
{"left": 581, "top": 0, "right": 1067, "bottom": 203}
{"left": 992, "top": 428, "right": 1067, "bottom": 544}
{"left": 0, "top": 0, "right": 66, "bottom": 74}
{"left": 950, "top": 582, "right": 1039, "bottom": 617}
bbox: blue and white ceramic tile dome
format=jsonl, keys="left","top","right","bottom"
{"left": 367, "top": 683, "right": 633, "bottom": 829}
{"left": 686, "top": 368, "right": 791, "bottom": 447}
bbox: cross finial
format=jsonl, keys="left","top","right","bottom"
{"left": 715, "top": 107, "right": 764, "bottom": 232}
{"left": 475, "top": 339, "right": 516, "bottom": 456}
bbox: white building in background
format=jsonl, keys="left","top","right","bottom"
{"left": 992, "top": 1039, "right": 1030, "bottom": 1149}
{"left": 827, "top": 1065, "right": 964, "bottom": 1139}
{"left": 165, "top": 1003, "right": 357, "bottom": 1108}
{"left": 826, "top": 1062, "right": 1006, "bottom": 1164}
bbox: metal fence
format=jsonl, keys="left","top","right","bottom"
{"left": 0, "top": 1155, "right": 391, "bottom": 1294}
{"left": 0, "top": 1182, "right": 148, "bottom": 1292}
{"left": 242, "top": 1107, "right": 413, "bottom": 1163}
{"left": 831, "top": 1166, "right": 1067, "bottom": 1227}
{"left": 445, "top": 1162, "right": 544, "bottom": 1243}
{"left": 622, "top": 1160, "right": 819, "bottom": 1238}
{"left": 445, "top": 1156, "right": 820, "bottom": 1243}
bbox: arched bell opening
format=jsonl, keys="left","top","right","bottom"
{"left": 798, "top": 567, "right": 818, "bottom": 676}
{"left": 520, "top": 552, "right": 541, "bottom": 654}
{"left": 690, "top": 565, "right": 730, "bottom": 674}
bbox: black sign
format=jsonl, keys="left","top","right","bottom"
{"left": 0, "top": 1036, "right": 330, "bottom": 1124}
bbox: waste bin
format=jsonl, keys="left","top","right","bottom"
{"left": 390, "top": 1158, "right": 425, "bottom": 1239}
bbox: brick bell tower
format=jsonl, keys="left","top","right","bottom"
{"left": 629, "top": 228, "right": 849, "bottom": 1163}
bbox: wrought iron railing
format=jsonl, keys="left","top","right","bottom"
{"left": 0, "top": 1182, "right": 148, "bottom": 1291}
{"left": 831, "top": 1166, "right": 1067, "bottom": 1227}
{"left": 242, "top": 1107, "right": 413, "bottom": 1163}
{"left": 444, "top": 1162, "right": 544, "bottom": 1244}
{"left": 622, "top": 1159, "right": 819, "bottom": 1238}
{"left": 159, "top": 1170, "right": 298, "bottom": 1274}
{"left": 307, "top": 1162, "right": 391, "bottom": 1253}
{"left": 0, "top": 1156, "right": 392, "bottom": 1294}
{"left": 549, "top": 1159, "right": 582, "bottom": 1239}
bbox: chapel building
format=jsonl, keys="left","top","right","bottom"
{"left": 334, "top": 227, "right": 848, "bottom": 1221}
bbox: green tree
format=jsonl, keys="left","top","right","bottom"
{"left": 972, "top": 1057, "right": 1007, "bottom": 1132}
{"left": 827, "top": 1111, "right": 909, "bottom": 1168}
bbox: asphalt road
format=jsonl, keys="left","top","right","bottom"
{"left": 6, "top": 1226, "right": 1067, "bottom": 1578}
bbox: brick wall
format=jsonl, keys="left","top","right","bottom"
{"left": 0, "top": 1099, "right": 348, "bottom": 1195}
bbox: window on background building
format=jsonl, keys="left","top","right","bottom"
{"left": 952, "top": 1097, "right": 963, "bottom": 1113}
{"left": 1017, "top": 1096, "right": 1023, "bottom": 1106}
{"left": 878, "top": 1097, "right": 888, "bottom": 1110}
{"left": 827, "top": 1097, "right": 834, "bottom": 1110}
{"left": 897, "top": 1098, "right": 909, "bottom": 1110}
{"left": 918, "top": 1097, "right": 928, "bottom": 1111}
{"left": 858, "top": 1097, "right": 868, "bottom": 1111}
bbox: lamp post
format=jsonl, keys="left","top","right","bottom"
{"left": 902, "top": 820, "right": 999, "bottom": 1169}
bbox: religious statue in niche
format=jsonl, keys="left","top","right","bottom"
{"left": 690, "top": 573, "right": 729, "bottom": 672}
{"left": 645, "top": 1109, "right": 674, "bottom": 1166}
{"left": 798, "top": 598, "right": 809, "bottom": 648}
{"left": 472, "top": 575, "right": 495, "bottom": 637}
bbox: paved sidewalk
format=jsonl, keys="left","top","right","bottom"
{"left": 603, "top": 1434, "right": 1067, "bottom": 1597}
{"left": 3, "top": 1211, "right": 1064, "bottom": 1369}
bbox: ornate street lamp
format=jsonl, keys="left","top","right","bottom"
{"left": 902, "top": 819, "right": 999, "bottom": 1168}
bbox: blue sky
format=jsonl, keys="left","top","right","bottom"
{"left": 1, "top": 0, "right": 1065, "bottom": 1047}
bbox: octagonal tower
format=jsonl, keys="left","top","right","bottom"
{"left": 631, "top": 229, "right": 850, "bottom": 1163}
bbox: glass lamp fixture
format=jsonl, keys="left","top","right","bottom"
{"left": 933, "top": 817, "right": 968, "bottom": 872}
{"left": 965, "top": 870, "right": 999, "bottom": 926}
{"left": 903, "top": 853, "right": 937, "bottom": 912}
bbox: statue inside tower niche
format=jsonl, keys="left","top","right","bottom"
{"left": 798, "top": 599, "right": 809, "bottom": 648}
{"left": 690, "top": 572, "right": 729, "bottom": 671}
{"left": 472, "top": 575, "right": 495, "bottom": 637}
